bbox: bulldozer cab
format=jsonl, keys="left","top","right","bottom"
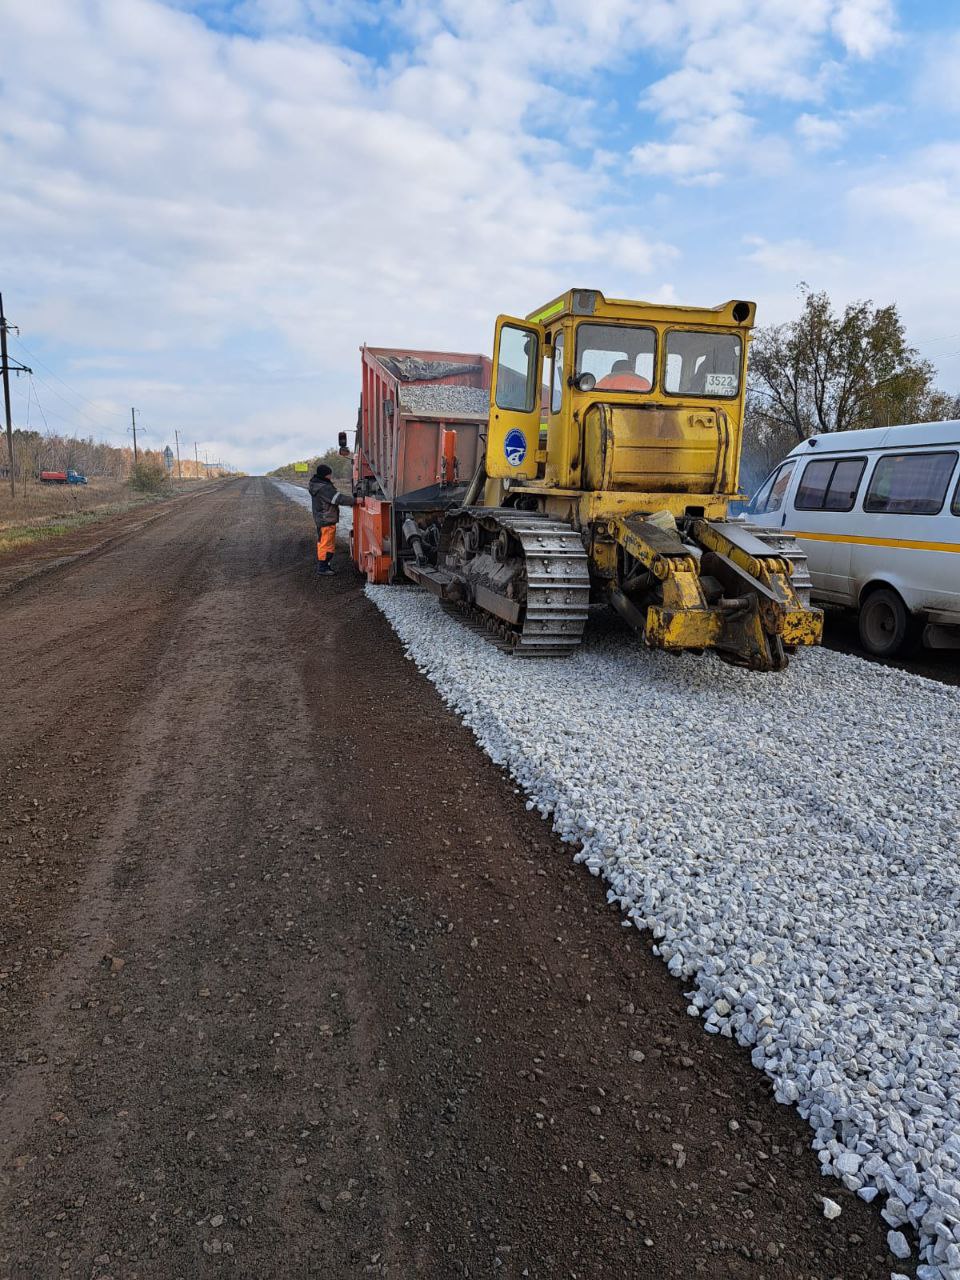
{"left": 485, "top": 289, "right": 756, "bottom": 518}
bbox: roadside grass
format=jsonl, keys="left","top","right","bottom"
{"left": 0, "top": 499, "right": 158, "bottom": 555}
{"left": 0, "top": 477, "right": 132, "bottom": 525}
{"left": 0, "top": 477, "right": 215, "bottom": 555}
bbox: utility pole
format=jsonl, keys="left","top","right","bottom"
{"left": 174, "top": 429, "right": 183, "bottom": 481}
{"left": 194, "top": 441, "right": 200, "bottom": 480}
{"left": 130, "top": 407, "right": 139, "bottom": 463}
{"left": 0, "top": 293, "right": 31, "bottom": 499}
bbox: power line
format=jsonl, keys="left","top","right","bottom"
{"left": 9, "top": 336, "right": 129, "bottom": 441}
{"left": 29, "top": 377, "right": 52, "bottom": 434}
{"left": 19, "top": 372, "right": 105, "bottom": 439}
{"left": 23, "top": 366, "right": 127, "bottom": 440}
{"left": 11, "top": 335, "right": 118, "bottom": 414}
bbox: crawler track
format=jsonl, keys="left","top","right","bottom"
{"left": 445, "top": 508, "right": 591, "bottom": 656}
{"left": 744, "top": 522, "right": 814, "bottom": 604}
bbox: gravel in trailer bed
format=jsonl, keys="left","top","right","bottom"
{"left": 368, "top": 585, "right": 960, "bottom": 1280}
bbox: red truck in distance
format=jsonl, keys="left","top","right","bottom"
{"left": 39, "top": 469, "right": 88, "bottom": 485}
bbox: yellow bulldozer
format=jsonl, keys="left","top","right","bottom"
{"left": 397, "top": 287, "right": 823, "bottom": 671}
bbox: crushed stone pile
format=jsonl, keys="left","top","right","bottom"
{"left": 397, "top": 384, "right": 489, "bottom": 417}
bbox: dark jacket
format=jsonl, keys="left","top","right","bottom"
{"left": 308, "top": 475, "right": 355, "bottom": 526}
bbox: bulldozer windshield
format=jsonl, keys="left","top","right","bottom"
{"left": 575, "top": 323, "right": 655, "bottom": 393}
{"left": 664, "top": 330, "right": 742, "bottom": 398}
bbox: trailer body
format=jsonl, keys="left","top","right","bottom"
{"left": 351, "top": 346, "right": 490, "bottom": 582}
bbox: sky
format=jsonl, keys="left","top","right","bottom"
{"left": 1, "top": 0, "right": 959, "bottom": 473}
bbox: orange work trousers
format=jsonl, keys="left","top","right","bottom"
{"left": 316, "top": 525, "right": 336, "bottom": 561}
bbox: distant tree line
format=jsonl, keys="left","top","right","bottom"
{"left": 0, "top": 428, "right": 220, "bottom": 484}
{"left": 0, "top": 427, "right": 164, "bottom": 482}
{"left": 268, "top": 446, "right": 351, "bottom": 484}
{"left": 741, "top": 287, "right": 960, "bottom": 491}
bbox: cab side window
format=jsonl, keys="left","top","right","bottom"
{"left": 496, "top": 325, "right": 539, "bottom": 413}
{"left": 551, "top": 330, "right": 564, "bottom": 414}
{"left": 751, "top": 461, "right": 795, "bottom": 514}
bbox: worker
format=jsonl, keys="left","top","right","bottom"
{"left": 596, "top": 358, "right": 651, "bottom": 392}
{"left": 308, "top": 463, "right": 355, "bottom": 576}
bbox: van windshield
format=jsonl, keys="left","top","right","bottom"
{"left": 751, "top": 461, "right": 795, "bottom": 514}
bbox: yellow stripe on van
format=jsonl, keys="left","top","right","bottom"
{"left": 788, "top": 530, "right": 960, "bottom": 554}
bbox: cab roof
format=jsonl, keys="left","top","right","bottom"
{"left": 526, "top": 289, "right": 756, "bottom": 330}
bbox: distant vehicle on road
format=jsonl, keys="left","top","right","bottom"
{"left": 746, "top": 420, "right": 960, "bottom": 656}
{"left": 39, "top": 469, "right": 88, "bottom": 485}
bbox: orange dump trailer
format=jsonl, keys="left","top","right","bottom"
{"left": 351, "top": 346, "right": 490, "bottom": 583}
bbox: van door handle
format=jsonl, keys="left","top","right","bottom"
{"left": 781, "top": 512, "right": 786, "bottom": 527}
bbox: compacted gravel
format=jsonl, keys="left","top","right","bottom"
{"left": 368, "top": 586, "right": 960, "bottom": 1280}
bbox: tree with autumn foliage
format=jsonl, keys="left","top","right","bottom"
{"left": 741, "top": 287, "right": 959, "bottom": 490}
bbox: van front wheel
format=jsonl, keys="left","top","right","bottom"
{"left": 858, "top": 588, "right": 913, "bottom": 657}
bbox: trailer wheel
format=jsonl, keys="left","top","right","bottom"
{"left": 858, "top": 588, "right": 913, "bottom": 657}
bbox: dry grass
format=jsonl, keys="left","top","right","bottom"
{"left": 0, "top": 477, "right": 131, "bottom": 525}
{"left": 0, "top": 476, "right": 208, "bottom": 554}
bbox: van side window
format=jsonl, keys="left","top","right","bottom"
{"left": 953, "top": 469, "right": 960, "bottom": 516}
{"left": 864, "top": 451, "right": 959, "bottom": 515}
{"left": 751, "top": 461, "right": 795, "bottom": 514}
{"left": 825, "top": 458, "right": 867, "bottom": 510}
{"left": 795, "top": 457, "right": 867, "bottom": 511}
{"left": 795, "top": 460, "right": 833, "bottom": 509}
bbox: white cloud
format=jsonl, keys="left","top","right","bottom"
{"left": 850, "top": 144, "right": 960, "bottom": 243}
{"left": 631, "top": 106, "right": 796, "bottom": 185}
{"left": 0, "top": 0, "right": 954, "bottom": 470}
{"left": 0, "top": 0, "right": 674, "bottom": 470}
{"left": 631, "top": 0, "right": 897, "bottom": 184}
{"left": 796, "top": 112, "right": 845, "bottom": 150}
{"left": 742, "top": 235, "right": 846, "bottom": 275}
{"left": 918, "top": 31, "right": 960, "bottom": 115}
{"left": 831, "top": 0, "right": 896, "bottom": 58}
{"left": 632, "top": 110, "right": 756, "bottom": 185}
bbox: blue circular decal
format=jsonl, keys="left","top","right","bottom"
{"left": 504, "top": 428, "right": 527, "bottom": 467}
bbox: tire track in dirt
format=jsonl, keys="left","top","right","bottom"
{"left": 0, "top": 481, "right": 408, "bottom": 1278}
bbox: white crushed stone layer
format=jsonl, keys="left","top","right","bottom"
{"left": 398, "top": 383, "right": 489, "bottom": 417}
{"left": 367, "top": 584, "right": 960, "bottom": 1280}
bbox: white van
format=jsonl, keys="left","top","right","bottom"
{"left": 747, "top": 421, "right": 960, "bottom": 656}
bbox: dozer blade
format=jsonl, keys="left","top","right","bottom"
{"left": 610, "top": 515, "right": 823, "bottom": 672}
{"left": 690, "top": 519, "right": 823, "bottom": 659}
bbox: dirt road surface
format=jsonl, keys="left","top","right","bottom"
{"left": 1, "top": 479, "right": 900, "bottom": 1278}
